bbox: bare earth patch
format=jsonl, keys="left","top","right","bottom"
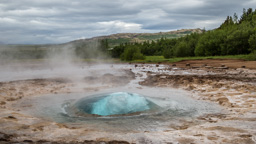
{"left": 0, "top": 60, "right": 256, "bottom": 143}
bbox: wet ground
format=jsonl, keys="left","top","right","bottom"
{"left": 0, "top": 60, "right": 256, "bottom": 144}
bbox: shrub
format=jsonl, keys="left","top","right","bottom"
{"left": 121, "top": 46, "right": 145, "bottom": 61}
{"left": 247, "top": 50, "right": 256, "bottom": 60}
{"left": 163, "top": 48, "right": 173, "bottom": 58}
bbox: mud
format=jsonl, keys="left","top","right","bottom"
{"left": 0, "top": 60, "right": 256, "bottom": 143}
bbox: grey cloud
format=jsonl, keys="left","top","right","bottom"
{"left": 0, "top": 0, "right": 256, "bottom": 44}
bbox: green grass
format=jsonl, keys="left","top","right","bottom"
{"left": 107, "top": 38, "right": 131, "bottom": 47}
{"left": 132, "top": 55, "right": 253, "bottom": 63}
{"left": 138, "top": 34, "right": 185, "bottom": 40}
{"left": 80, "top": 58, "right": 122, "bottom": 63}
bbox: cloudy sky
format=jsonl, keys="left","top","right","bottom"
{"left": 0, "top": 0, "right": 256, "bottom": 44}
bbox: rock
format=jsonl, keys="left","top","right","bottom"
{"left": 205, "top": 66, "right": 213, "bottom": 69}
{"left": 81, "top": 140, "right": 130, "bottom": 144}
{"left": 9, "top": 87, "right": 16, "bottom": 91}
{"left": 217, "top": 97, "right": 230, "bottom": 106}
{"left": 160, "top": 76, "right": 167, "bottom": 79}
{"left": 7, "top": 116, "right": 17, "bottom": 119}
{"left": 0, "top": 132, "right": 13, "bottom": 142}
{"left": 23, "top": 140, "right": 33, "bottom": 143}
{"left": 214, "top": 67, "right": 229, "bottom": 69}
{"left": 194, "top": 134, "right": 204, "bottom": 137}
{"left": 6, "top": 97, "right": 18, "bottom": 101}
{"left": 239, "top": 134, "right": 252, "bottom": 138}
{"left": 108, "top": 140, "right": 130, "bottom": 144}
{"left": 0, "top": 101, "right": 6, "bottom": 105}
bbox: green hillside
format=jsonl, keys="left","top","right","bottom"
{"left": 72, "top": 28, "right": 202, "bottom": 47}
{"left": 113, "top": 8, "right": 256, "bottom": 61}
{"left": 0, "top": 29, "right": 201, "bottom": 60}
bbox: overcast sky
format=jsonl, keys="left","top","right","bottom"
{"left": 0, "top": 0, "right": 256, "bottom": 44}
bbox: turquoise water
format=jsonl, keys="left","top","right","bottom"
{"left": 74, "top": 92, "right": 160, "bottom": 116}
{"left": 19, "top": 88, "right": 224, "bottom": 132}
{"left": 90, "top": 92, "right": 150, "bottom": 116}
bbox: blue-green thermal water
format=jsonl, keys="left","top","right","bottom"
{"left": 19, "top": 88, "right": 224, "bottom": 132}
{"left": 74, "top": 92, "right": 159, "bottom": 116}
{"left": 90, "top": 92, "right": 149, "bottom": 116}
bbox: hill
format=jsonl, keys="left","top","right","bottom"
{"left": 0, "top": 29, "right": 202, "bottom": 60}
{"left": 70, "top": 28, "right": 203, "bottom": 47}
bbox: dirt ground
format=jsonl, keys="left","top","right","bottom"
{"left": 172, "top": 59, "right": 256, "bottom": 69}
{"left": 0, "top": 60, "right": 256, "bottom": 144}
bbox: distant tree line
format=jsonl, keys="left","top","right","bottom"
{"left": 111, "top": 8, "right": 256, "bottom": 61}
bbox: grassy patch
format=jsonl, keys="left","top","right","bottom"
{"left": 107, "top": 38, "right": 131, "bottom": 47}
{"left": 132, "top": 55, "right": 253, "bottom": 63}
{"left": 137, "top": 34, "right": 185, "bottom": 40}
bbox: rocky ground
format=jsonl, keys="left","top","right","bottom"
{"left": 0, "top": 60, "right": 256, "bottom": 144}
{"left": 139, "top": 60, "right": 256, "bottom": 144}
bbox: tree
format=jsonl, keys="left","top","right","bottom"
{"left": 120, "top": 45, "right": 145, "bottom": 61}
{"left": 194, "top": 31, "right": 224, "bottom": 56}
{"left": 173, "top": 41, "right": 191, "bottom": 57}
{"left": 111, "top": 44, "right": 125, "bottom": 58}
{"left": 249, "top": 33, "right": 256, "bottom": 52}
{"left": 233, "top": 13, "right": 238, "bottom": 23}
{"left": 112, "top": 8, "right": 256, "bottom": 59}
{"left": 163, "top": 46, "right": 173, "bottom": 58}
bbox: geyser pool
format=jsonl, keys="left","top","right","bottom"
{"left": 18, "top": 88, "right": 224, "bottom": 132}
{"left": 74, "top": 92, "right": 159, "bottom": 116}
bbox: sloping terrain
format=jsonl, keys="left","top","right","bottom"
{"left": 71, "top": 28, "right": 202, "bottom": 47}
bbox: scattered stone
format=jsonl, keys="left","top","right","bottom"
{"left": 6, "top": 97, "right": 18, "bottom": 101}
{"left": 160, "top": 76, "right": 167, "bottom": 79}
{"left": 205, "top": 66, "right": 213, "bottom": 69}
{"left": 241, "top": 66, "right": 246, "bottom": 68}
{"left": 23, "top": 139, "right": 33, "bottom": 143}
{"left": 194, "top": 134, "right": 204, "bottom": 137}
{"left": 0, "top": 101, "right": 6, "bottom": 105}
{"left": 214, "top": 67, "right": 229, "bottom": 69}
{"left": 217, "top": 98, "right": 230, "bottom": 105}
{"left": 207, "top": 136, "right": 218, "bottom": 140}
{"left": 9, "top": 87, "right": 16, "bottom": 91}
{"left": 172, "top": 64, "right": 176, "bottom": 66}
{"left": 239, "top": 134, "right": 252, "bottom": 138}
{"left": 108, "top": 140, "right": 130, "bottom": 144}
{"left": 0, "top": 132, "right": 14, "bottom": 142}
{"left": 36, "top": 140, "right": 50, "bottom": 143}
{"left": 7, "top": 116, "right": 17, "bottom": 119}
